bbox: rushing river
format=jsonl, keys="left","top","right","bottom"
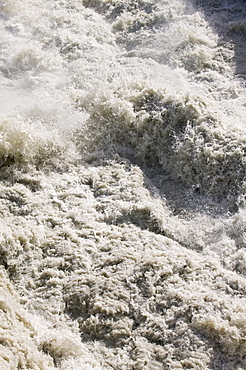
{"left": 0, "top": 0, "right": 246, "bottom": 369}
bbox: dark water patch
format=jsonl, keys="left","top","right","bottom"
{"left": 142, "top": 164, "right": 234, "bottom": 216}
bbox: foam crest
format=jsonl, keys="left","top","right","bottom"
{"left": 75, "top": 80, "right": 246, "bottom": 208}
{"left": 0, "top": 115, "right": 79, "bottom": 170}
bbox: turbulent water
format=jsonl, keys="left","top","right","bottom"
{"left": 0, "top": 0, "right": 246, "bottom": 369}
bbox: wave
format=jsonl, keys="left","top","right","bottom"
{"left": 74, "top": 80, "right": 246, "bottom": 210}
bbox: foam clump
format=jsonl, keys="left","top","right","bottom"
{"left": 0, "top": 115, "right": 78, "bottom": 170}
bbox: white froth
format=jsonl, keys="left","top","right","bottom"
{"left": 0, "top": 0, "right": 246, "bottom": 369}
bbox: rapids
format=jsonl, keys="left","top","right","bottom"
{"left": 0, "top": 0, "right": 246, "bottom": 369}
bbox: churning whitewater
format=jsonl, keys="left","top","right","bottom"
{"left": 0, "top": 0, "right": 246, "bottom": 369}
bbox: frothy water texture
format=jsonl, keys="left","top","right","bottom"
{"left": 0, "top": 0, "right": 246, "bottom": 369}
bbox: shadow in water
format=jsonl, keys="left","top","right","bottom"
{"left": 193, "top": 0, "right": 246, "bottom": 79}
{"left": 141, "top": 162, "right": 234, "bottom": 217}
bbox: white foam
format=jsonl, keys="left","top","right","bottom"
{"left": 0, "top": 0, "right": 246, "bottom": 368}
